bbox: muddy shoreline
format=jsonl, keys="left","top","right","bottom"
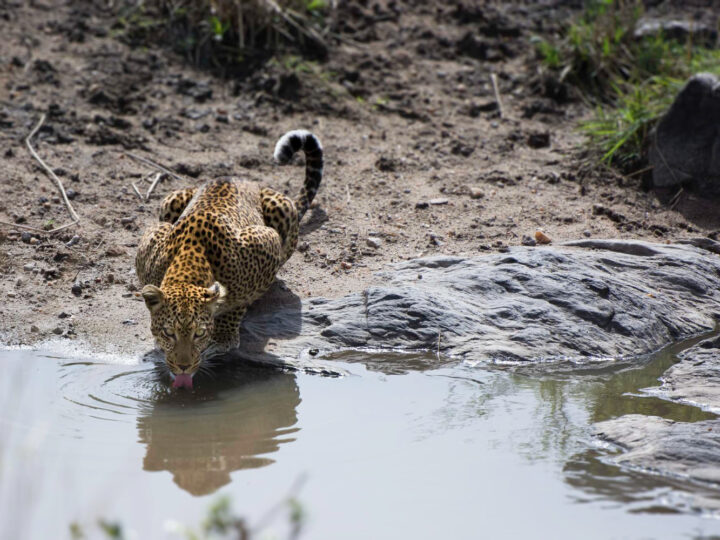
{"left": 2, "top": 1, "right": 720, "bottom": 353}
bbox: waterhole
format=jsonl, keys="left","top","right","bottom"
{"left": 1, "top": 334, "right": 719, "bottom": 539}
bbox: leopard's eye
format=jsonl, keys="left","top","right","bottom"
{"left": 194, "top": 327, "right": 207, "bottom": 339}
{"left": 162, "top": 327, "right": 175, "bottom": 339}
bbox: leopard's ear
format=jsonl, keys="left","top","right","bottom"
{"left": 204, "top": 282, "right": 227, "bottom": 312}
{"left": 141, "top": 285, "right": 164, "bottom": 313}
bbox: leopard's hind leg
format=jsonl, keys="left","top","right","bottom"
{"left": 159, "top": 187, "right": 197, "bottom": 223}
{"left": 260, "top": 187, "right": 298, "bottom": 265}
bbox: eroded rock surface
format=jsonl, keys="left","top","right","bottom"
{"left": 595, "top": 415, "right": 720, "bottom": 487}
{"left": 238, "top": 239, "right": 720, "bottom": 368}
{"left": 645, "top": 335, "right": 720, "bottom": 414}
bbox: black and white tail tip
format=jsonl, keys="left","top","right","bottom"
{"left": 273, "top": 130, "right": 324, "bottom": 220}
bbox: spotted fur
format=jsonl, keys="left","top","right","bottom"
{"left": 135, "top": 130, "right": 323, "bottom": 381}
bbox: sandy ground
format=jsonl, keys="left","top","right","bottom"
{"left": 1, "top": 0, "right": 718, "bottom": 356}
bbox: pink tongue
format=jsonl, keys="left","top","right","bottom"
{"left": 172, "top": 374, "right": 193, "bottom": 389}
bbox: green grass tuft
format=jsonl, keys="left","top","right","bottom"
{"left": 534, "top": 0, "right": 720, "bottom": 172}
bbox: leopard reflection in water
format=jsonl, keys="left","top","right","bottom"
{"left": 136, "top": 366, "right": 300, "bottom": 496}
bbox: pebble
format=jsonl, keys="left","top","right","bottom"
{"left": 65, "top": 235, "right": 80, "bottom": 247}
{"left": 429, "top": 198, "right": 449, "bottom": 205}
{"left": 535, "top": 230, "right": 552, "bottom": 244}
{"left": 341, "top": 261, "right": 353, "bottom": 270}
{"left": 58, "top": 312, "right": 70, "bottom": 319}
{"left": 7, "top": 292, "right": 16, "bottom": 298}
{"left": 297, "top": 241, "right": 309, "bottom": 253}
{"left": 415, "top": 201, "right": 429, "bottom": 209}
{"left": 583, "top": 230, "right": 592, "bottom": 238}
{"left": 52, "top": 327, "right": 63, "bottom": 335}
{"left": 521, "top": 235, "right": 536, "bottom": 246}
{"left": 366, "top": 237, "right": 382, "bottom": 249}
{"left": 469, "top": 188, "right": 484, "bottom": 200}
{"left": 30, "top": 325, "right": 39, "bottom": 333}
{"left": 29, "top": 237, "right": 38, "bottom": 245}
{"left": 66, "top": 189, "right": 78, "bottom": 200}
{"left": 71, "top": 283, "right": 82, "bottom": 297}
{"left": 23, "top": 263, "right": 35, "bottom": 271}
{"left": 21, "top": 232, "right": 32, "bottom": 244}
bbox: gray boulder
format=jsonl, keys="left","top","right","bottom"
{"left": 595, "top": 415, "right": 720, "bottom": 488}
{"left": 643, "top": 334, "right": 720, "bottom": 414}
{"left": 236, "top": 239, "right": 720, "bottom": 371}
{"left": 649, "top": 73, "right": 720, "bottom": 193}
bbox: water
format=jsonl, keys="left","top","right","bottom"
{"left": 1, "top": 335, "right": 720, "bottom": 539}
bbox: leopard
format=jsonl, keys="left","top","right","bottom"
{"left": 135, "top": 130, "right": 323, "bottom": 389}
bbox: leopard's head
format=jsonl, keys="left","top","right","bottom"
{"left": 141, "top": 282, "right": 226, "bottom": 389}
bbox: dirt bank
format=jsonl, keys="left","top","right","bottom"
{"left": 1, "top": 1, "right": 718, "bottom": 356}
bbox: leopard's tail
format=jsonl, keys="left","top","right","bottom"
{"left": 273, "top": 129, "right": 323, "bottom": 220}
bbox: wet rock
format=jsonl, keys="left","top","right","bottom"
{"left": 238, "top": 240, "right": 720, "bottom": 366}
{"left": 595, "top": 415, "right": 720, "bottom": 487}
{"left": 644, "top": 336, "right": 720, "bottom": 414}
{"left": 649, "top": 74, "right": 720, "bottom": 193}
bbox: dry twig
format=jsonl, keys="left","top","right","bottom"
{"left": 0, "top": 114, "right": 80, "bottom": 234}
{"left": 125, "top": 151, "right": 187, "bottom": 183}
{"left": 490, "top": 73, "right": 504, "bottom": 119}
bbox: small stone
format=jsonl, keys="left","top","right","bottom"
{"left": 106, "top": 274, "right": 115, "bottom": 284}
{"left": 21, "top": 232, "right": 32, "bottom": 244}
{"left": 66, "top": 189, "right": 78, "bottom": 200}
{"left": 341, "top": 261, "right": 353, "bottom": 270}
{"left": 71, "top": 283, "right": 82, "bottom": 297}
{"left": 527, "top": 132, "right": 551, "bottom": 149}
{"left": 429, "top": 198, "right": 449, "bottom": 205}
{"left": 23, "top": 263, "right": 35, "bottom": 271}
{"left": 122, "top": 319, "right": 138, "bottom": 325}
{"left": 366, "top": 237, "right": 382, "bottom": 249}
{"left": 105, "top": 247, "right": 125, "bottom": 257}
{"left": 521, "top": 235, "right": 536, "bottom": 246}
{"left": 415, "top": 201, "right": 429, "bottom": 209}
{"left": 298, "top": 241, "right": 309, "bottom": 253}
{"left": 52, "top": 327, "right": 63, "bottom": 335}
{"left": 65, "top": 235, "right": 80, "bottom": 247}
{"left": 308, "top": 348, "right": 319, "bottom": 356}
{"left": 120, "top": 216, "right": 135, "bottom": 225}
{"left": 469, "top": 188, "right": 484, "bottom": 200}
{"left": 583, "top": 230, "right": 592, "bottom": 238}
{"left": 29, "top": 237, "right": 38, "bottom": 245}
{"left": 535, "top": 230, "right": 552, "bottom": 245}
{"left": 58, "top": 312, "right": 70, "bottom": 319}
{"left": 30, "top": 325, "right": 39, "bottom": 333}
{"left": 7, "top": 292, "right": 16, "bottom": 298}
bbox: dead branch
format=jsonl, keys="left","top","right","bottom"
{"left": 0, "top": 114, "right": 80, "bottom": 235}
{"left": 490, "top": 73, "right": 504, "bottom": 119}
{"left": 146, "top": 172, "right": 165, "bottom": 200}
{"left": 125, "top": 151, "right": 187, "bottom": 183}
{"left": 131, "top": 182, "right": 144, "bottom": 201}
